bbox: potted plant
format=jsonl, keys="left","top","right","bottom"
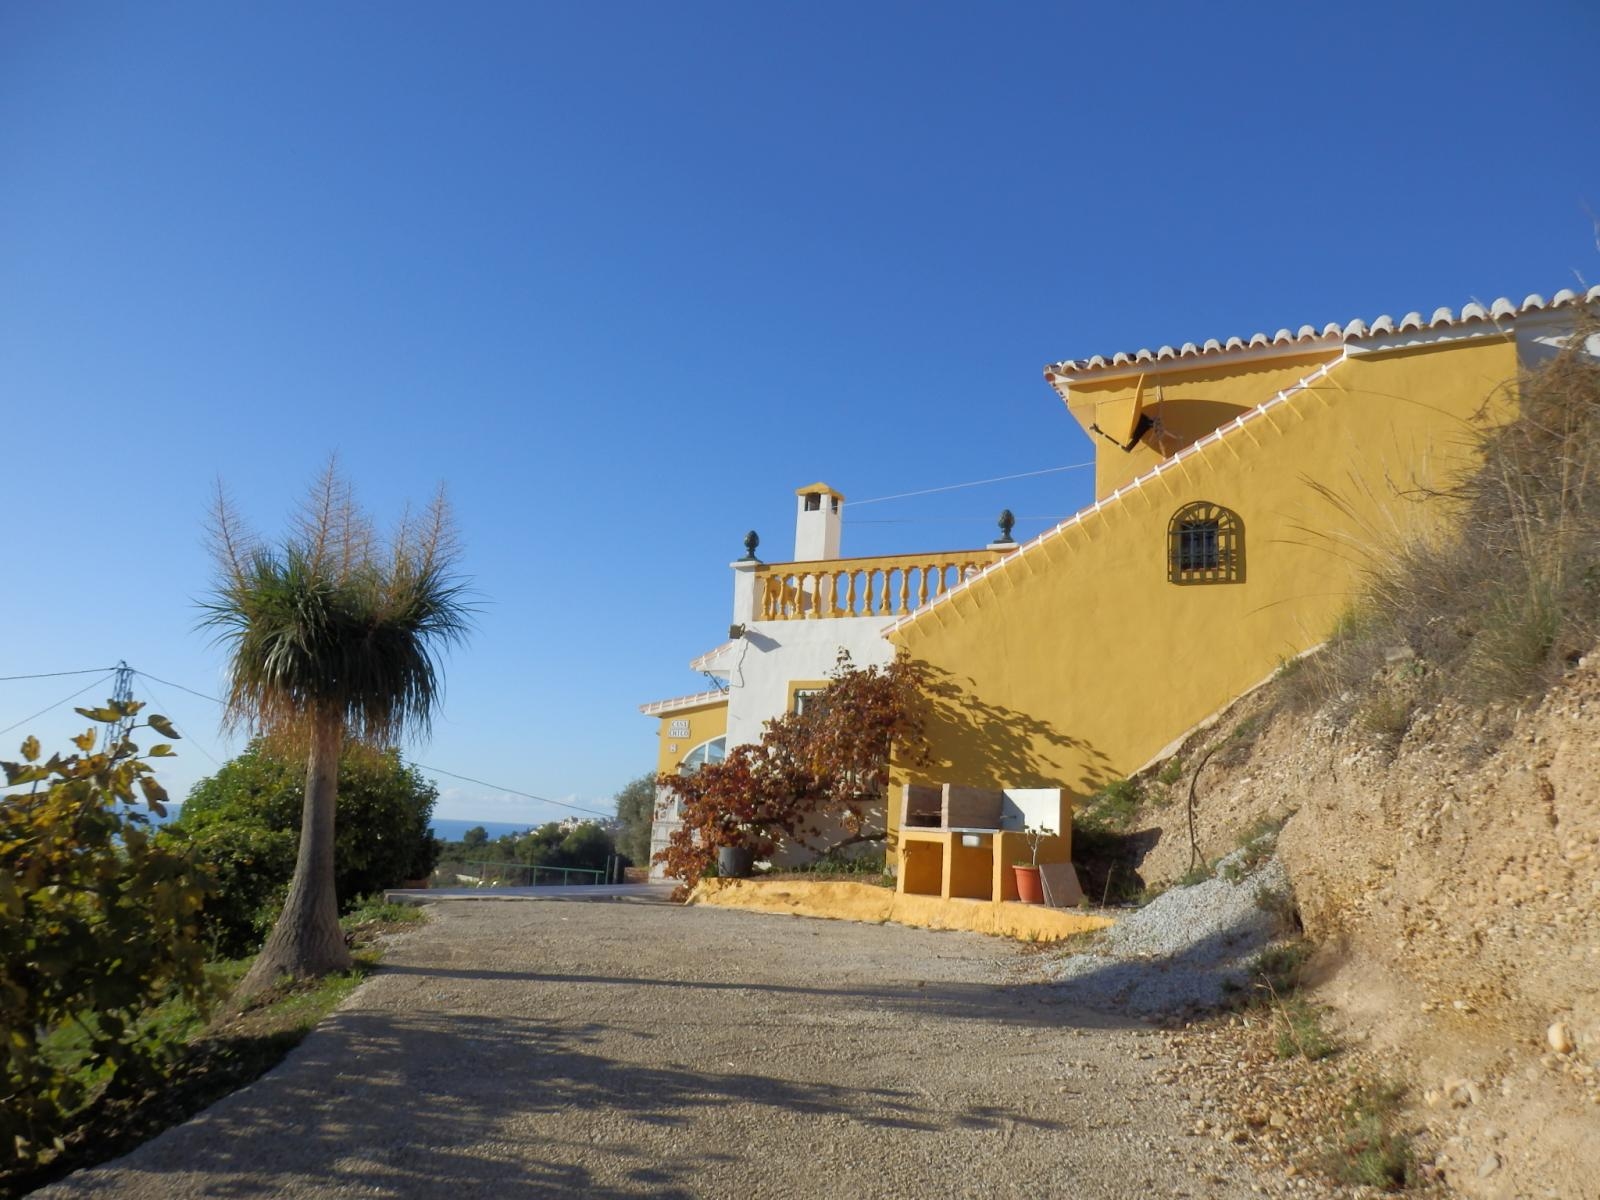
{"left": 715, "top": 821, "right": 763, "bottom": 879}
{"left": 1013, "top": 825, "right": 1047, "bottom": 904}
{"left": 716, "top": 842, "right": 756, "bottom": 879}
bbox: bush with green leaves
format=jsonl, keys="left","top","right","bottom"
{"left": 611, "top": 771, "right": 655, "bottom": 866}
{"left": 0, "top": 703, "right": 212, "bottom": 1170}
{"left": 505, "top": 821, "right": 615, "bottom": 870}
{"left": 173, "top": 741, "right": 438, "bottom": 955}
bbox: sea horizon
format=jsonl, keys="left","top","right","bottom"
{"left": 149, "top": 808, "right": 542, "bottom": 844}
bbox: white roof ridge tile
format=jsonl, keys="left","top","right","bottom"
{"left": 1044, "top": 286, "right": 1596, "bottom": 380}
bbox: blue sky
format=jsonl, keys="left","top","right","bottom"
{"left": 2, "top": 2, "right": 1596, "bottom": 823}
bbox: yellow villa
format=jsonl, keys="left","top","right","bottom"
{"left": 645, "top": 284, "right": 1599, "bottom": 896}
{"left": 884, "top": 287, "right": 1598, "bottom": 850}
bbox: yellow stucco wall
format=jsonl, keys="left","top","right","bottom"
{"left": 653, "top": 699, "right": 728, "bottom": 778}
{"left": 692, "top": 877, "right": 1113, "bottom": 942}
{"left": 890, "top": 336, "right": 1519, "bottom": 825}
{"left": 1067, "top": 351, "right": 1341, "bottom": 498}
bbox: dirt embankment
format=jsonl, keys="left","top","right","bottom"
{"left": 1127, "top": 661, "right": 1600, "bottom": 1200}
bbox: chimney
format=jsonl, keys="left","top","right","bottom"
{"left": 793, "top": 482, "right": 843, "bottom": 561}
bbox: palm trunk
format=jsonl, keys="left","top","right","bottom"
{"left": 238, "top": 716, "right": 353, "bottom": 996}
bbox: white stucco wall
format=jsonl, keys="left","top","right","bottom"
{"left": 723, "top": 616, "right": 896, "bottom": 749}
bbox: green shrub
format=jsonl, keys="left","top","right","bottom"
{"left": 612, "top": 771, "right": 656, "bottom": 866}
{"left": 180, "top": 821, "right": 296, "bottom": 956}
{"left": 0, "top": 706, "right": 213, "bottom": 1170}
{"left": 172, "top": 741, "right": 438, "bottom": 954}
{"left": 1080, "top": 778, "right": 1143, "bottom": 828}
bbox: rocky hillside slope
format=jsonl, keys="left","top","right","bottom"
{"left": 1121, "top": 658, "right": 1600, "bottom": 1199}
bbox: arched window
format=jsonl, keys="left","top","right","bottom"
{"left": 1168, "top": 501, "right": 1244, "bottom": 585}
{"left": 678, "top": 736, "right": 727, "bottom": 775}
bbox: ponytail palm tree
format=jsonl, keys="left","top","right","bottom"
{"left": 203, "top": 466, "right": 470, "bottom": 996}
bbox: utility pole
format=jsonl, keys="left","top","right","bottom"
{"left": 101, "top": 660, "right": 136, "bottom": 753}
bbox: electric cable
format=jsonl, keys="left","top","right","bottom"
{"left": 11, "top": 663, "right": 614, "bottom": 822}
{"left": 847, "top": 514, "right": 1066, "bottom": 526}
{"left": 0, "top": 667, "right": 117, "bottom": 682}
{"left": 131, "top": 674, "right": 226, "bottom": 769}
{"left": 131, "top": 670, "right": 223, "bottom": 706}
{"left": 410, "top": 763, "right": 614, "bottom": 820}
{"left": 0, "top": 673, "right": 117, "bottom": 740}
{"left": 847, "top": 462, "right": 1093, "bottom": 508}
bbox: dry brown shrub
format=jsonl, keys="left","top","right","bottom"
{"left": 1288, "top": 315, "right": 1600, "bottom": 718}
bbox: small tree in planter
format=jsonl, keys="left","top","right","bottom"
{"left": 1012, "top": 825, "right": 1048, "bottom": 904}
{"left": 655, "top": 652, "right": 929, "bottom": 898}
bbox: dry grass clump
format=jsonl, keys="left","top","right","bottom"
{"left": 1289, "top": 320, "right": 1600, "bottom": 718}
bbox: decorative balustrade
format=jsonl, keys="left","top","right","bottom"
{"left": 758, "top": 549, "right": 1005, "bottom": 620}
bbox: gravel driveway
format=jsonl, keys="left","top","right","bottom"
{"left": 36, "top": 898, "right": 1264, "bottom": 1199}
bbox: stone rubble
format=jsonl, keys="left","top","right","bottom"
{"left": 1042, "top": 851, "right": 1291, "bottom": 1015}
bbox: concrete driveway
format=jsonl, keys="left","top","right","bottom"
{"left": 36, "top": 898, "right": 1264, "bottom": 1199}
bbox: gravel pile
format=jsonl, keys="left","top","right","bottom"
{"left": 1044, "top": 851, "right": 1292, "bottom": 1015}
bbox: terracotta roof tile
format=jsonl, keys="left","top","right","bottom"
{"left": 1045, "top": 285, "right": 1600, "bottom": 382}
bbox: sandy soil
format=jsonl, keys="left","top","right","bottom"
{"left": 35, "top": 897, "right": 1280, "bottom": 1200}
{"left": 1125, "top": 657, "right": 1600, "bottom": 1199}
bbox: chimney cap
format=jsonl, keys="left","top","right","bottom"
{"left": 794, "top": 482, "right": 846, "bottom": 501}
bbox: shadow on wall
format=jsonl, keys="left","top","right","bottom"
{"left": 907, "top": 662, "right": 1114, "bottom": 798}
{"left": 1142, "top": 398, "right": 1255, "bottom": 455}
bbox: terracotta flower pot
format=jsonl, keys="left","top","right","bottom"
{"left": 1013, "top": 864, "right": 1044, "bottom": 904}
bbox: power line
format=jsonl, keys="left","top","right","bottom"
{"left": 0, "top": 667, "right": 117, "bottom": 682}
{"left": 411, "top": 762, "right": 614, "bottom": 820}
{"left": 8, "top": 662, "right": 610, "bottom": 821}
{"left": 847, "top": 514, "right": 1067, "bottom": 526}
{"left": 131, "top": 674, "right": 226, "bottom": 769}
{"left": 132, "top": 670, "right": 223, "bottom": 707}
{"left": 848, "top": 461, "right": 1093, "bottom": 508}
{"left": 0, "top": 673, "right": 117, "bottom": 740}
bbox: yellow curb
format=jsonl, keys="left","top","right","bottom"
{"left": 690, "top": 877, "right": 1113, "bottom": 942}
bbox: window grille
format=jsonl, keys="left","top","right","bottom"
{"left": 1167, "top": 501, "right": 1244, "bottom": 584}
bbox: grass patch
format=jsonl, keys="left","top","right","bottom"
{"left": 1254, "top": 883, "right": 1301, "bottom": 931}
{"left": 763, "top": 847, "right": 894, "bottom": 888}
{"left": 1325, "top": 1079, "right": 1417, "bottom": 1191}
{"left": 1249, "top": 939, "right": 1314, "bottom": 995}
{"left": 1155, "top": 757, "right": 1184, "bottom": 787}
{"left": 340, "top": 893, "right": 427, "bottom": 932}
{"left": 1271, "top": 996, "right": 1339, "bottom": 1061}
{"left": 2, "top": 914, "right": 421, "bottom": 1199}
{"left": 1357, "top": 687, "right": 1414, "bottom": 743}
{"left": 1238, "top": 940, "right": 1338, "bottom": 1061}
{"left": 1220, "top": 813, "right": 1290, "bottom": 881}
{"left": 1175, "top": 862, "right": 1214, "bottom": 888}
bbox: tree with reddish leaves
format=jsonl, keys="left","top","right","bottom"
{"left": 655, "top": 652, "right": 928, "bottom": 897}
